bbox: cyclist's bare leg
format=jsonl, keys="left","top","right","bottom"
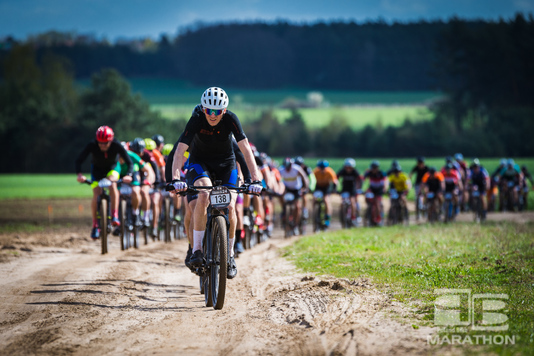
{"left": 151, "top": 192, "right": 161, "bottom": 229}
{"left": 243, "top": 193, "right": 251, "bottom": 209}
{"left": 91, "top": 187, "right": 102, "bottom": 222}
{"left": 141, "top": 185, "right": 151, "bottom": 213}
{"left": 174, "top": 194, "right": 182, "bottom": 211}
{"left": 302, "top": 193, "right": 308, "bottom": 214}
{"left": 252, "top": 196, "right": 265, "bottom": 221}
{"left": 109, "top": 182, "right": 119, "bottom": 214}
{"left": 185, "top": 198, "right": 196, "bottom": 246}
{"left": 228, "top": 192, "right": 237, "bottom": 256}
{"left": 350, "top": 195, "right": 358, "bottom": 218}
{"left": 236, "top": 197, "right": 244, "bottom": 230}
{"left": 140, "top": 185, "right": 151, "bottom": 225}
{"left": 192, "top": 177, "right": 211, "bottom": 232}
{"left": 131, "top": 186, "right": 141, "bottom": 211}
{"left": 324, "top": 195, "right": 332, "bottom": 216}
{"left": 295, "top": 199, "right": 302, "bottom": 225}
{"left": 263, "top": 196, "right": 272, "bottom": 222}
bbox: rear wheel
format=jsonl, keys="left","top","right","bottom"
{"left": 164, "top": 198, "right": 171, "bottom": 243}
{"left": 144, "top": 220, "right": 149, "bottom": 245}
{"left": 210, "top": 216, "right": 228, "bottom": 310}
{"left": 471, "top": 197, "right": 480, "bottom": 222}
{"left": 119, "top": 200, "right": 127, "bottom": 250}
{"left": 100, "top": 199, "right": 108, "bottom": 254}
{"left": 313, "top": 204, "right": 321, "bottom": 232}
{"left": 340, "top": 203, "right": 349, "bottom": 228}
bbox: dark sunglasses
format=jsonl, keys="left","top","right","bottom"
{"left": 202, "top": 107, "right": 224, "bottom": 116}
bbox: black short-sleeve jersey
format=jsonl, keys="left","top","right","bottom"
{"left": 179, "top": 105, "right": 247, "bottom": 160}
{"left": 75, "top": 139, "right": 132, "bottom": 175}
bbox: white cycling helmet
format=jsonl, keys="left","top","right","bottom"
{"left": 344, "top": 158, "right": 356, "bottom": 168}
{"left": 201, "top": 87, "right": 229, "bottom": 109}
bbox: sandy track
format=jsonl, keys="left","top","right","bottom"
{"left": 0, "top": 220, "right": 438, "bottom": 356}
{"left": 3, "top": 195, "right": 529, "bottom": 355}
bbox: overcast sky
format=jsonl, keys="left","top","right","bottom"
{"left": 1, "top": 0, "right": 532, "bottom": 40}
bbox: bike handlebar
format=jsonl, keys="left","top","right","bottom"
{"left": 165, "top": 182, "right": 265, "bottom": 196}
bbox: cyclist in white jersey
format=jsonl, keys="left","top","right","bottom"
{"left": 279, "top": 157, "right": 309, "bottom": 234}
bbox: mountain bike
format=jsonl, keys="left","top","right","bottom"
{"left": 387, "top": 189, "right": 408, "bottom": 226}
{"left": 83, "top": 178, "right": 113, "bottom": 254}
{"left": 117, "top": 182, "right": 139, "bottom": 250}
{"left": 339, "top": 192, "right": 353, "bottom": 228}
{"left": 364, "top": 190, "right": 382, "bottom": 227}
{"left": 243, "top": 205, "right": 263, "bottom": 248}
{"left": 312, "top": 190, "right": 328, "bottom": 232}
{"left": 500, "top": 179, "right": 517, "bottom": 212}
{"left": 167, "top": 181, "right": 260, "bottom": 310}
{"left": 415, "top": 185, "right": 427, "bottom": 220}
{"left": 470, "top": 187, "right": 484, "bottom": 223}
{"left": 426, "top": 191, "right": 440, "bottom": 223}
{"left": 282, "top": 190, "right": 303, "bottom": 237}
{"left": 161, "top": 189, "right": 186, "bottom": 243}
{"left": 443, "top": 191, "right": 455, "bottom": 223}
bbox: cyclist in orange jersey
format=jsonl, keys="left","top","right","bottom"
{"left": 313, "top": 160, "right": 339, "bottom": 227}
{"left": 422, "top": 167, "right": 446, "bottom": 206}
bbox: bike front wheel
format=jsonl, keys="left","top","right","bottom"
{"left": 210, "top": 215, "right": 228, "bottom": 310}
{"left": 100, "top": 199, "right": 108, "bottom": 254}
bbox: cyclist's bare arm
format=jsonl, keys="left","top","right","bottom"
{"left": 295, "top": 165, "right": 310, "bottom": 190}
{"left": 142, "top": 163, "right": 156, "bottom": 184}
{"left": 172, "top": 142, "right": 189, "bottom": 181}
{"left": 237, "top": 139, "right": 262, "bottom": 182}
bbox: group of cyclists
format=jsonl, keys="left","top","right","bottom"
{"left": 76, "top": 86, "right": 533, "bottom": 280}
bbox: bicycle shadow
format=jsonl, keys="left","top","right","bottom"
{"left": 26, "top": 279, "right": 209, "bottom": 312}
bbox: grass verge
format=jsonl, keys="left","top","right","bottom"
{"left": 284, "top": 222, "right": 534, "bottom": 355}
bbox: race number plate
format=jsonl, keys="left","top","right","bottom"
{"left": 120, "top": 185, "right": 132, "bottom": 195}
{"left": 283, "top": 192, "right": 295, "bottom": 203}
{"left": 210, "top": 187, "right": 231, "bottom": 208}
{"left": 313, "top": 190, "right": 324, "bottom": 200}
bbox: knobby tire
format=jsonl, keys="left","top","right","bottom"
{"left": 211, "top": 216, "right": 227, "bottom": 310}
{"left": 100, "top": 199, "right": 108, "bottom": 254}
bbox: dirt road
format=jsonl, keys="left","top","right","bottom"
{"left": 0, "top": 221, "right": 438, "bottom": 355}
{"left": 2, "top": 197, "right": 531, "bottom": 355}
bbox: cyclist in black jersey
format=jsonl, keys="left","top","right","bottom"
{"left": 170, "top": 87, "right": 262, "bottom": 279}
{"left": 167, "top": 136, "right": 253, "bottom": 268}
{"left": 337, "top": 158, "right": 362, "bottom": 224}
{"left": 75, "top": 126, "right": 133, "bottom": 239}
{"left": 294, "top": 156, "right": 312, "bottom": 220}
{"left": 410, "top": 157, "right": 429, "bottom": 188}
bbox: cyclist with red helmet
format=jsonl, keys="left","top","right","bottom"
{"left": 75, "top": 126, "right": 133, "bottom": 239}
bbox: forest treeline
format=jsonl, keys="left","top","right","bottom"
{"left": 0, "top": 14, "right": 533, "bottom": 173}
{"left": 1, "top": 18, "right": 460, "bottom": 90}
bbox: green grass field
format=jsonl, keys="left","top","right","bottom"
{"left": 1, "top": 158, "right": 532, "bottom": 202}
{"left": 120, "top": 78, "right": 442, "bottom": 105}
{"left": 0, "top": 174, "right": 92, "bottom": 200}
{"left": 154, "top": 104, "right": 434, "bottom": 130}
{"left": 78, "top": 78, "right": 440, "bottom": 130}
{"left": 284, "top": 222, "right": 534, "bottom": 355}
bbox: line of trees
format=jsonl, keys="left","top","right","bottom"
{"left": 0, "top": 14, "right": 533, "bottom": 173}
{"left": 0, "top": 46, "right": 186, "bottom": 173}
{"left": 2, "top": 19, "right": 450, "bottom": 90}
